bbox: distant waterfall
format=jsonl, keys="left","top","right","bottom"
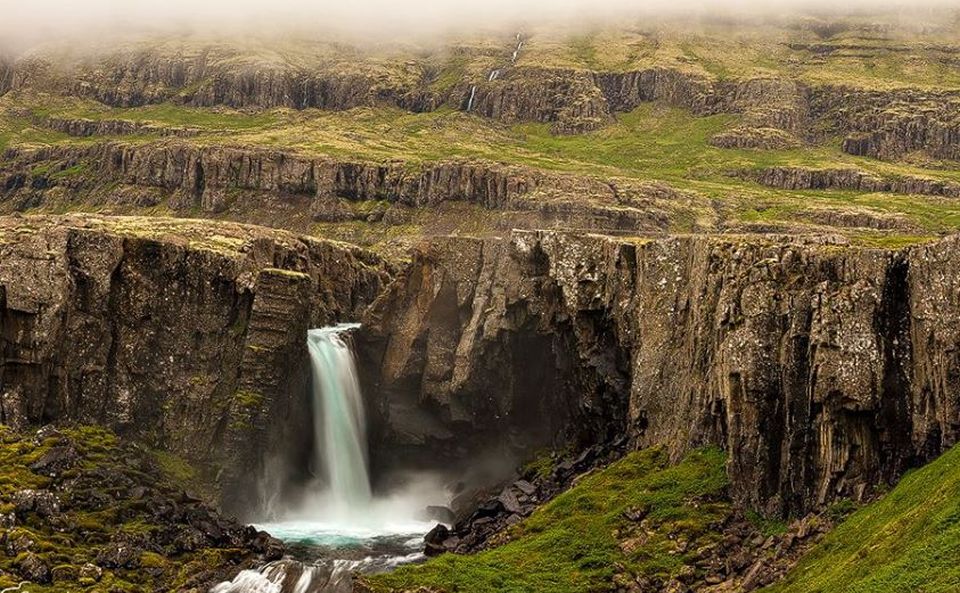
{"left": 466, "top": 85, "right": 477, "bottom": 112}
{"left": 307, "top": 324, "right": 371, "bottom": 511}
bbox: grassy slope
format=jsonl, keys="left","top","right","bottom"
{"left": 7, "top": 94, "right": 960, "bottom": 244}
{"left": 363, "top": 447, "right": 729, "bottom": 593}
{"left": 762, "top": 443, "right": 960, "bottom": 593}
{"left": 3, "top": 14, "right": 960, "bottom": 248}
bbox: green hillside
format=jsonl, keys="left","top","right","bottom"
{"left": 763, "top": 444, "right": 960, "bottom": 593}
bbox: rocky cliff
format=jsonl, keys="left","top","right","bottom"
{"left": 740, "top": 166, "right": 960, "bottom": 198}
{"left": 10, "top": 41, "right": 959, "bottom": 159}
{"left": 0, "top": 142, "right": 672, "bottom": 234}
{"left": 0, "top": 215, "right": 391, "bottom": 514}
{"left": 359, "top": 230, "right": 960, "bottom": 515}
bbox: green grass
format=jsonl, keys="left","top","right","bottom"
{"left": 364, "top": 447, "right": 729, "bottom": 593}
{"left": 6, "top": 53, "right": 960, "bottom": 248}
{"left": 762, "top": 444, "right": 960, "bottom": 593}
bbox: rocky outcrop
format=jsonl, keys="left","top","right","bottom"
{"left": 807, "top": 87, "right": 960, "bottom": 161}
{"left": 0, "top": 215, "right": 391, "bottom": 514}
{"left": 468, "top": 68, "right": 613, "bottom": 134}
{"left": 360, "top": 230, "right": 960, "bottom": 515}
{"left": 38, "top": 116, "right": 201, "bottom": 138}
{"left": 0, "top": 142, "right": 673, "bottom": 234}
{"left": 740, "top": 166, "right": 960, "bottom": 198}
{"left": 710, "top": 127, "right": 800, "bottom": 150}
{"left": 0, "top": 424, "right": 284, "bottom": 591}
{"left": 9, "top": 47, "right": 440, "bottom": 112}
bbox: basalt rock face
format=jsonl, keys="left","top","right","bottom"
{"left": 741, "top": 166, "right": 960, "bottom": 198}
{"left": 808, "top": 87, "right": 960, "bottom": 161}
{"left": 38, "top": 116, "right": 202, "bottom": 138}
{"left": 10, "top": 47, "right": 439, "bottom": 112}
{"left": 0, "top": 216, "right": 391, "bottom": 514}
{"left": 0, "top": 143, "right": 672, "bottom": 234}
{"left": 12, "top": 42, "right": 960, "bottom": 159}
{"left": 358, "top": 234, "right": 633, "bottom": 472}
{"left": 360, "top": 230, "right": 960, "bottom": 515}
{"left": 468, "top": 68, "right": 613, "bottom": 134}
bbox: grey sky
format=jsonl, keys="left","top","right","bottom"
{"left": 1, "top": 0, "right": 954, "bottom": 51}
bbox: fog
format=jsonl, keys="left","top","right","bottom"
{"left": 1, "top": 0, "right": 956, "bottom": 52}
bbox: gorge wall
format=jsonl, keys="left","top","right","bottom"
{"left": 0, "top": 216, "right": 391, "bottom": 515}
{"left": 359, "top": 230, "right": 960, "bottom": 515}
{"left": 4, "top": 215, "right": 959, "bottom": 518}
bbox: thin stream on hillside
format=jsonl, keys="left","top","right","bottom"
{"left": 212, "top": 324, "right": 445, "bottom": 593}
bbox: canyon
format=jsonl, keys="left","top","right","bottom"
{"left": 0, "top": 6, "right": 959, "bottom": 592}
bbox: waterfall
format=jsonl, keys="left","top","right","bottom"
{"left": 466, "top": 85, "right": 477, "bottom": 112}
{"left": 211, "top": 324, "right": 446, "bottom": 593}
{"left": 307, "top": 324, "right": 371, "bottom": 512}
{"left": 488, "top": 69, "right": 500, "bottom": 82}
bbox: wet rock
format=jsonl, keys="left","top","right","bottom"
{"left": 424, "top": 505, "right": 456, "bottom": 525}
{"left": 250, "top": 532, "right": 285, "bottom": 561}
{"left": 423, "top": 524, "right": 451, "bottom": 557}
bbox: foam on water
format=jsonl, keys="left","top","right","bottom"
{"left": 211, "top": 324, "right": 446, "bottom": 593}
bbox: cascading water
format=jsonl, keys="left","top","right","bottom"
{"left": 212, "top": 324, "right": 447, "bottom": 593}
{"left": 307, "top": 324, "right": 371, "bottom": 515}
{"left": 466, "top": 84, "right": 477, "bottom": 111}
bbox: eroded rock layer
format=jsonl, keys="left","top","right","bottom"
{"left": 360, "top": 230, "right": 960, "bottom": 515}
{"left": 7, "top": 41, "right": 959, "bottom": 157}
{"left": 0, "top": 215, "right": 391, "bottom": 513}
{"left": 0, "top": 143, "right": 673, "bottom": 234}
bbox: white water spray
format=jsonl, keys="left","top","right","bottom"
{"left": 213, "top": 324, "right": 449, "bottom": 593}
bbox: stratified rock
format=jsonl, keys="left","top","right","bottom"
{"left": 0, "top": 215, "right": 391, "bottom": 514}
{"left": 361, "top": 230, "right": 960, "bottom": 515}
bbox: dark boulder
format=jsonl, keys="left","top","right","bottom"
{"left": 424, "top": 524, "right": 451, "bottom": 557}
{"left": 15, "top": 552, "right": 51, "bottom": 584}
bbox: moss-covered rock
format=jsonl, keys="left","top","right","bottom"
{"left": 0, "top": 424, "right": 282, "bottom": 593}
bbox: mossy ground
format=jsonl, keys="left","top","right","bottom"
{"left": 0, "top": 425, "right": 253, "bottom": 592}
{"left": 760, "top": 443, "right": 960, "bottom": 593}
{"left": 362, "top": 447, "right": 729, "bottom": 593}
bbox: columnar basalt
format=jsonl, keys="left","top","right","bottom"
{"left": 0, "top": 215, "right": 391, "bottom": 514}
{"left": 0, "top": 143, "right": 672, "bottom": 234}
{"left": 360, "top": 230, "right": 960, "bottom": 515}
